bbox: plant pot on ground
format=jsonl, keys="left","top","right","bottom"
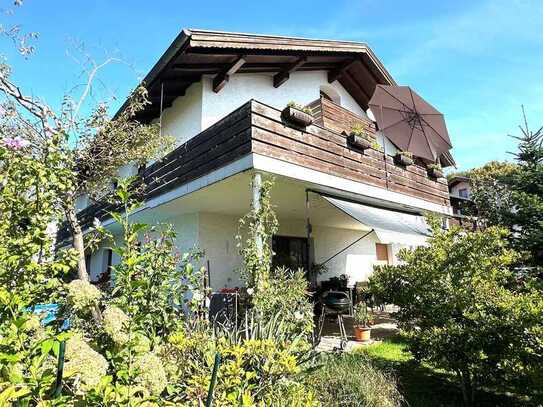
{"left": 281, "top": 101, "right": 313, "bottom": 128}
{"left": 353, "top": 302, "right": 374, "bottom": 342}
{"left": 394, "top": 151, "right": 414, "bottom": 166}
{"left": 427, "top": 164, "right": 444, "bottom": 178}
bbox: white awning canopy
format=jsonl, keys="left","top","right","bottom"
{"left": 322, "top": 196, "right": 430, "bottom": 246}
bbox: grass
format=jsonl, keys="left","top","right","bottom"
{"left": 306, "top": 351, "right": 404, "bottom": 407}
{"left": 355, "top": 335, "right": 533, "bottom": 407}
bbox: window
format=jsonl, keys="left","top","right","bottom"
{"left": 458, "top": 188, "right": 469, "bottom": 198}
{"left": 375, "top": 243, "right": 389, "bottom": 263}
{"left": 272, "top": 236, "right": 308, "bottom": 271}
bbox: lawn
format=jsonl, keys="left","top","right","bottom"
{"left": 356, "top": 335, "right": 534, "bottom": 407}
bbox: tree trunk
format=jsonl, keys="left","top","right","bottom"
{"left": 457, "top": 368, "right": 475, "bottom": 407}
{"left": 66, "top": 206, "right": 90, "bottom": 282}
{"left": 65, "top": 204, "right": 102, "bottom": 322}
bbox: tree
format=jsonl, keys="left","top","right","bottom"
{"left": 470, "top": 111, "right": 543, "bottom": 272}
{"left": 369, "top": 221, "right": 543, "bottom": 406}
{"left": 0, "top": 2, "right": 173, "bottom": 292}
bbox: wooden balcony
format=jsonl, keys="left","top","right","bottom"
{"left": 307, "top": 96, "right": 376, "bottom": 136}
{"left": 59, "top": 99, "right": 451, "bottom": 242}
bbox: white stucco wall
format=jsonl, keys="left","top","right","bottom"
{"left": 166, "top": 212, "right": 200, "bottom": 254}
{"left": 192, "top": 213, "right": 392, "bottom": 290}
{"left": 200, "top": 71, "right": 368, "bottom": 130}
{"left": 87, "top": 212, "right": 200, "bottom": 284}
{"left": 87, "top": 208, "right": 405, "bottom": 290}
{"left": 198, "top": 212, "right": 244, "bottom": 290}
{"left": 277, "top": 219, "right": 385, "bottom": 286}
{"left": 159, "top": 81, "right": 204, "bottom": 147}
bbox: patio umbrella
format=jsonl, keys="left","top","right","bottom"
{"left": 368, "top": 85, "right": 452, "bottom": 162}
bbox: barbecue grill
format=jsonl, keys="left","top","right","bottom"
{"left": 316, "top": 290, "right": 352, "bottom": 349}
{"left": 321, "top": 291, "right": 351, "bottom": 314}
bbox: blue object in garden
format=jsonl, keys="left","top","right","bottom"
{"left": 26, "top": 303, "right": 70, "bottom": 330}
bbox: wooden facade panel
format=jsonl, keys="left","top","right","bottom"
{"left": 250, "top": 100, "right": 449, "bottom": 205}
{"left": 320, "top": 97, "right": 376, "bottom": 136}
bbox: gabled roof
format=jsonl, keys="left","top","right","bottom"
{"left": 124, "top": 29, "right": 396, "bottom": 122}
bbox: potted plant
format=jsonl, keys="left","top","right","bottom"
{"left": 394, "top": 150, "right": 414, "bottom": 166}
{"left": 353, "top": 302, "right": 374, "bottom": 342}
{"left": 281, "top": 101, "right": 313, "bottom": 128}
{"left": 427, "top": 163, "right": 444, "bottom": 178}
{"left": 347, "top": 123, "right": 375, "bottom": 150}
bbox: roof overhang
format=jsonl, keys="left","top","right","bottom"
{"left": 119, "top": 28, "right": 396, "bottom": 122}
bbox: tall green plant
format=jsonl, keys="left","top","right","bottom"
{"left": 106, "top": 177, "right": 205, "bottom": 338}
{"left": 0, "top": 114, "right": 76, "bottom": 405}
{"left": 470, "top": 113, "right": 543, "bottom": 272}
{"left": 369, "top": 220, "right": 543, "bottom": 406}
{"left": 236, "top": 176, "right": 278, "bottom": 293}
{"left": 236, "top": 177, "right": 314, "bottom": 338}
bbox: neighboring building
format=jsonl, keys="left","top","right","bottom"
{"left": 448, "top": 175, "right": 476, "bottom": 227}
{"left": 58, "top": 29, "right": 455, "bottom": 290}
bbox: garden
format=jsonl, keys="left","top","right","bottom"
{"left": 1, "top": 3, "right": 543, "bottom": 405}
{"left": 1, "top": 117, "right": 543, "bottom": 405}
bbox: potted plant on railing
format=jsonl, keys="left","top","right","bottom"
{"left": 353, "top": 302, "right": 374, "bottom": 342}
{"left": 427, "top": 163, "right": 444, "bottom": 179}
{"left": 347, "top": 123, "right": 376, "bottom": 151}
{"left": 393, "top": 150, "right": 414, "bottom": 166}
{"left": 281, "top": 101, "right": 314, "bottom": 128}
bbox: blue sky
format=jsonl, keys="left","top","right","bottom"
{"left": 3, "top": 0, "right": 543, "bottom": 170}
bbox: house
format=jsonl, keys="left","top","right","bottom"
{"left": 59, "top": 29, "right": 454, "bottom": 291}
{"left": 448, "top": 175, "right": 476, "bottom": 227}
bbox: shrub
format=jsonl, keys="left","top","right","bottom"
{"left": 133, "top": 352, "right": 167, "bottom": 396}
{"left": 307, "top": 352, "right": 403, "bottom": 407}
{"left": 369, "top": 220, "right": 543, "bottom": 406}
{"left": 252, "top": 266, "right": 314, "bottom": 336}
{"left": 64, "top": 333, "right": 109, "bottom": 391}
{"left": 101, "top": 305, "right": 130, "bottom": 346}
{"left": 66, "top": 279, "right": 102, "bottom": 312}
{"left": 162, "top": 318, "right": 316, "bottom": 405}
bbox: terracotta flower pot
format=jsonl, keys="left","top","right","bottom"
{"left": 347, "top": 133, "right": 373, "bottom": 150}
{"left": 354, "top": 326, "right": 372, "bottom": 342}
{"left": 281, "top": 106, "right": 313, "bottom": 128}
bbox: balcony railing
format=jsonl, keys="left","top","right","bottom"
{"left": 307, "top": 96, "right": 376, "bottom": 136}
{"left": 58, "top": 99, "right": 451, "bottom": 243}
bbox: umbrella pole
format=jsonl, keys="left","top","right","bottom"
{"left": 379, "top": 104, "right": 390, "bottom": 190}
{"left": 383, "top": 135, "right": 389, "bottom": 190}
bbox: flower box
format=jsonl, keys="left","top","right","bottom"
{"left": 347, "top": 133, "right": 373, "bottom": 150}
{"left": 427, "top": 166, "right": 444, "bottom": 179}
{"left": 281, "top": 106, "right": 313, "bottom": 128}
{"left": 393, "top": 152, "right": 414, "bottom": 166}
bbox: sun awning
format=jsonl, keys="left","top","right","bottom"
{"left": 322, "top": 196, "right": 430, "bottom": 246}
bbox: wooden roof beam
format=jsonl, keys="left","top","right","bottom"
{"left": 213, "top": 55, "right": 246, "bottom": 93}
{"left": 273, "top": 56, "right": 307, "bottom": 88}
{"left": 328, "top": 59, "right": 358, "bottom": 83}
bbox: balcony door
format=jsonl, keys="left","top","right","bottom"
{"left": 272, "top": 235, "right": 308, "bottom": 272}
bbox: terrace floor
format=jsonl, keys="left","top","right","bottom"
{"left": 316, "top": 307, "right": 398, "bottom": 352}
